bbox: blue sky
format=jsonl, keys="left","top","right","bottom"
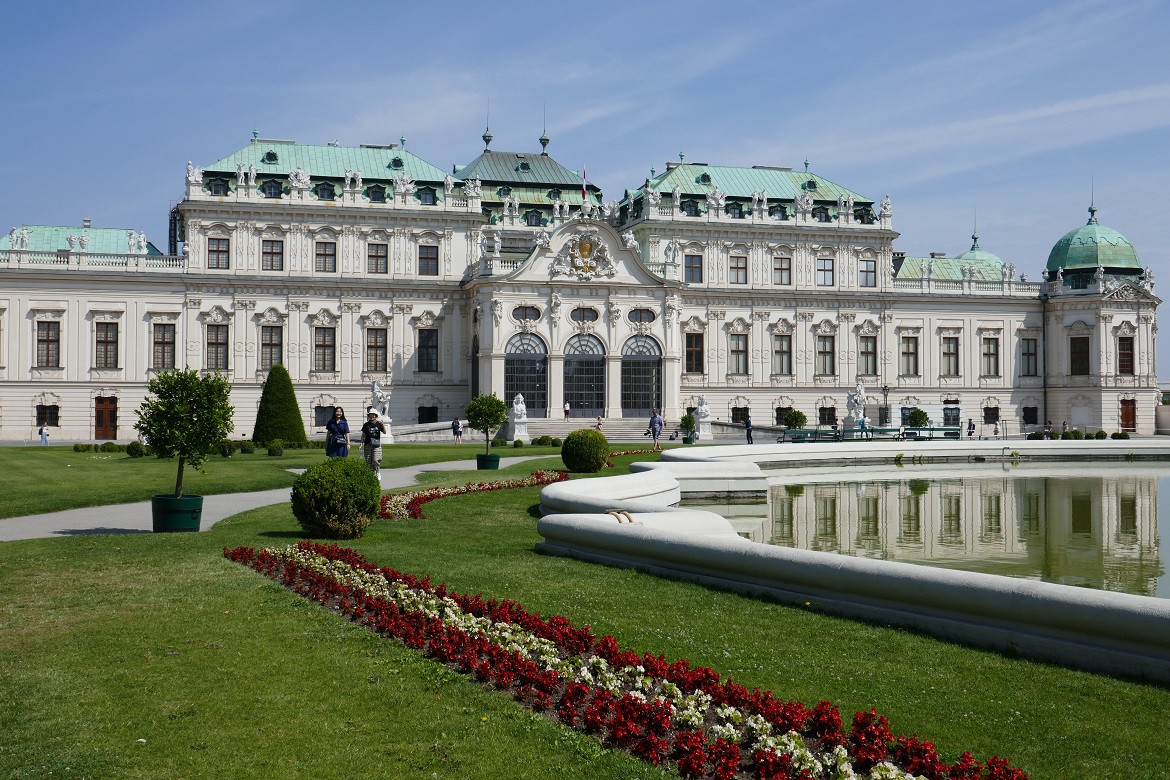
{"left": 3, "top": 0, "right": 1168, "bottom": 365}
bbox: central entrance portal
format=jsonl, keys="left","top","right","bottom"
{"left": 563, "top": 334, "right": 605, "bottom": 418}
{"left": 504, "top": 334, "right": 548, "bottom": 417}
{"left": 620, "top": 335, "right": 662, "bottom": 418}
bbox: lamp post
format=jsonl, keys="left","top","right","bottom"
{"left": 881, "top": 384, "right": 890, "bottom": 426}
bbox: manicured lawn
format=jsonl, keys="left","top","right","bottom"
{"left": 1, "top": 452, "right": 1167, "bottom": 779}
{"left": 0, "top": 444, "right": 564, "bottom": 519}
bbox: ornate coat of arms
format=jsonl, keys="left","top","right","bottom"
{"left": 549, "top": 227, "right": 617, "bottom": 281}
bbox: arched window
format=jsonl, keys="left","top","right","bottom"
{"left": 621, "top": 336, "right": 662, "bottom": 417}
{"left": 570, "top": 307, "right": 599, "bottom": 322}
{"left": 628, "top": 309, "right": 656, "bottom": 324}
{"left": 621, "top": 335, "right": 662, "bottom": 356}
{"left": 565, "top": 334, "right": 605, "bottom": 356}
{"left": 512, "top": 306, "right": 540, "bottom": 321}
{"left": 506, "top": 333, "right": 547, "bottom": 355}
{"left": 505, "top": 334, "right": 548, "bottom": 418}
{"left": 563, "top": 334, "right": 605, "bottom": 417}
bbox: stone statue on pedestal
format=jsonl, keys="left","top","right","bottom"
{"left": 508, "top": 393, "right": 531, "bottom": 444}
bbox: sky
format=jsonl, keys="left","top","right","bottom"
{"left": 2, "top": 0, "right": 1168, "bottom": 365}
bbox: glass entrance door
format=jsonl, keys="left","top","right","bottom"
{"left": 563, "top": 334, "right": 605, "bottom": 417}
{"left": 620, "top": 336, "right": 662, "bottom": 417}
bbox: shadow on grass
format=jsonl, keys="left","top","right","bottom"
{"left": 258, "top": 530, "right": 309, "bottom": 539}
{"left": 55, "top": 527, "right": 151, "bottom": 535}
{"left": 527, "top": 503, "right": 542, "bottom": 520}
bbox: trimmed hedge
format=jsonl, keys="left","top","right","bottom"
{"left": 291, "top": 457, "right": 381, "bottom": 539}
{"left": 126, "top": 441, "right": 147, "bottom": 458}
{"left": 561, "top": 429, "right": 609, "bottom": 473}
{"left": 253, "top": 364, "right": 307, "bottom": 446}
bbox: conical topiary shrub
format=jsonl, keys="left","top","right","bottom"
{"left": 252, "top": 364, "right": 307, "bottom": 445}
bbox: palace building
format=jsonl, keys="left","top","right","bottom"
{"left": 0, "top": 132, "right": 1159, "bottom": 441}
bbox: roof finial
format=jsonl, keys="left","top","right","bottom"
{"left": 1088, "top": 202, "right": 1098, "bottom": 224}
{"left": 650, "top": 167, "right": 656, "bottom": 178}
{"left": 400, "top": 134, "right": 406, "bottom": 149}
{"left": 252, "top": 128, "right": 259, "bottom": 140}
{"left": 1088, "top": 175, "right": 1097, "bottom": 223}
{"left": 540, "top": 105, "right": 549, "bottom": 154}
{"left": 483, "top": 101, "right": 492, "bottom": 150}
{"left": 679, "top": 150, "right": 685, "bottom": 162}
{"left": 972, "top": 207, "right": 979, "bottom": 248}
{"left": 804, "top": 158, "right": 810, "bottom": 173}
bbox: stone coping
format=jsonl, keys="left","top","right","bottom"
{"left": 536, "top": 443, "right": 1170, "bottom": 684}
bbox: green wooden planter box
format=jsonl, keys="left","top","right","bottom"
{"left": 151, "top": 495, "right": 204, "bottom": 532}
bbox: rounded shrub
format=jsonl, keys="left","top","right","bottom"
{"left": 126, "top": 441, "right": 147, "bottom": 458}
{"left": 72, "top": 443, "right": 89, "bottom": 452}
{"left": 561, "top": 429, "right": 609, "bottom": 473}
{"left": 239, "top": 441, "right": 256, "bottom": 454}
{"left": 1026, "top": 431, "right": 1045, "bottom": 440}
{"left": 291, "top": 457, "right": 381, "bottom": 539}
{"left": 513, "top": 439, "right": 524, "bottom": 448}
{"left": 99, "top": 441, "right": 120, "bottom": 453}
{"left": 267, "top": 439, "right": 284, "bottom": 456}
{"left": 782, "top": 408, "right": 807, "bottom": 429}
{"left": 1095, "top": 430, "right": 1109, "bottom": 440}
{"left": 906, "top": 407, "right": 930, "bottom": 428}
{"left": 1112, "top": 431, "right": 1130, "bottom": 440}
{"left": 551, "top": 437, "right": 562, "bottom": 447}
{"left": 492, "top": 437, "right": 507, "bottom": 448}
{"left": 1070, "top": 429, "right": 1085, "bottom": 440}
{"left": 219, "top": 440, "right": 237, "bottom": 458}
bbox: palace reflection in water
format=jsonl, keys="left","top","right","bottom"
{"left": 695, "top": 468, "right": 1165, "bottom": 598}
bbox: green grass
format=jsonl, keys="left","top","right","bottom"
{"left": 0, "top": 444, "right": 564, "bottom": 519}
{"left": 1, "top": 452, "right": 1168, "bottom": 779}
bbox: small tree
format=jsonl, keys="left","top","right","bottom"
{"left": 464, "top": 394, "right": 509, "bottom": 455}
{"left": 783, "top": 408, "right": 807, "bottom": 429}
{"left": 135, "top": 368, "right": 234, "bottom": 498}
{"left": 680, "top": 413, "right": 697, "bottom": 434}
{"left": 253, "top": 364, "right": 306, "bottom": 445}
{"left": 907, "top": 407, "right": 930, "bottom": 428}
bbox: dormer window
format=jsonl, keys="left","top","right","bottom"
{"left": 805, "top": 180, "right": 818, "bottom": 191}
{"left": 517, "top": 161, "right": 531, "bottom": 172}
{"left": 367, "top": 185, "right": 386, "bottom": 203}
{"left": 570, "top": 307, "right": 598, "bottom": 322}
{"left": 389, "top": 157, "right": 404, "bottom": 170}
{"left": 499, "top": 186, "right": 512, "bottom": 197}
{"left": 316, "top": 183, "right": 335, "bottom": 201}
{"left": 263, "top": 180, "right": 282, "bottom": 199}
{"left": 628, "top": 309, "right": 655, "bottom": 324}
{"left": 209, "top": 179, "right": 228, "bottom": 196}
{"left": 418, "top": 188, "right": 436, "bottom": 205}
{"left": 513, "top": 306, "right": 540, "bottom": 321}
{"left": 549, "top": 188, "right": 561, "bottom": 200}
{"left": 812, "top": 205, "right": 830, "bottom": 222}
{"left": 770, "top": 204, "right": 789, "bottom": 220}
{"left": 726, "top": 202, "right": 742, "bottom": 219}
{"left": 525, "top": 211, "right": 543, "bottom": 227}
{"left": 699, "top": 172, "right": 712, "bottom": 184}
{"left": 262, "top": 150, "right": 278, "bottom": 164}
{"left": 681, "top": 200, "right": 698, "bottom": 217}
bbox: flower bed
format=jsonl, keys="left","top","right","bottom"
{"left": 379, "top": 470, "right": 569, "bottom": 520}
{"left": 224, "top": 541, "right": 1028, "bottom": 780}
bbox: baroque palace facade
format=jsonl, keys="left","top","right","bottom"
{"left": 0, "top": 132, "right": 1160, "bottom": 440}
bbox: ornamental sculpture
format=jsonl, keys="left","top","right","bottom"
{"left": 288, "top": 167, "right": 311, "bottom": 190}
{"left": 186, "top": 161, "right": 203, "bottom": 184}
{"left": 549, "top": 227, "right": 618, "bottom": 281}
{"left": 463, "top": 176, "right": 482, "bottom": 198}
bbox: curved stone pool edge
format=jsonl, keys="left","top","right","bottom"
{"left": 535, "top": 441, "right": 1170, "bottom": 686}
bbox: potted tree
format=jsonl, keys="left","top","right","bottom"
{"left": 679, "top": 413, "right": 697, "bottom": 444}
{"left": 135, "top": 368, "right": 234, "bottom": 532}
{"left": 464, "top": 393, "right": 509, "bottom": 470}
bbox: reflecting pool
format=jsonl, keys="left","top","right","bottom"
{"left": 690, "top": 463, "right": 1168, "bottom": 598}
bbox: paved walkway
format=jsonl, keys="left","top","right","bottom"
{"left": 0, "top": 456, "right": 550, "bottom": 542}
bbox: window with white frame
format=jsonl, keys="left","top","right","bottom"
{"left": 1020, "top": 338, "right": 1038, "bottom": 376}
{"left": 313, "top": 327, "right": 336, "bottom": 372}
{"left": 773, "top": 257, "right": 792, "bottom": 285}
{"left": 315, "top": 241, "right": 337, "bottom": 273}
{"left": 262, "top": 239, "right": 284, "bottom": 271}
{"left": 859, "top": 335, "right": 877, "bottom": 376}
{"left": 982, "top": 337, "right": 1000, "bottom": 377}
{"left": 816, "top": 335, "right": 835, "bottom": 375}
{"left": 153, "top": 323, "right": 175, "bottom": 369}
{"left": 94, "top": 322, "right": 118, "bottom": 369}
{"left": 941, "top": 337, "right": 960, "bottom": 376}
{"left": 816, "top": 257, "right": 834, "bottom": 286}
{"left": 900, "top": 336, "right": 919, "bottom": 377}
{"left": 773, "top": 334, "right": 793, "bottom": 375}
{"left": 260, "top": 325, "right": 283, "bottom": 370}
{"left": 206, "top": 324, "right": 229, "bottom": 370}
{"left": 859, "top": 257, "right": 877, "bottom": 287}
{"left": 366, "top": 328, "right": 388, "bottom": 372}
{"left": 729, "top": 334, "right": 748, "bottom": 374}
{"left": 729, "top": 256, "right": 747, "bottom": 284}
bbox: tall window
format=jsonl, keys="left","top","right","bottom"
{"left": 95, "top": 322, "right": 118, "bottom": 369}
{"left": 729, "top": 256, "right": 747, "bottom": 284}
{"left": 366, "top": 328, "right": 388, "bottom": 372}
{"left": 525, "top": 211, "right": 542, "bottom": 227}
{"left": 1070, "top": 336, "right": 1090, "bottom": 375}
{"left": 263, "top": 181, "right": 282, "bottom": 199}
{"left": 1118, "top": 336, "right": 1135, "bottom": 375}
{"left": 37, "top": 321, "right": 61, "bottom": 368}
{"left": 315, "top": 241, "right": 337, "bottom": 273}
{"left": 729, "top": 334, "right": 748, "bottom": 374}
{"left": 816, "top": 257, "right": 834, "bottom": 286}
{"left": 313, "top": 327, "right": 336, "bottom": 372}
{"left": 685, "top": 333, "right": 704, "bottom": 373}
{"left": 262, "top": 239, "right": 284, "bottom": 271}
{"left": 900, "top": 336, "right": 919, "bottom": 376}
{"left": 941, "top": 337, "right": 960, "bottom": 376}
{"left": 1020, "top": 338, "right": 1038, "bottom": 376}
{"left": 418, "top": 189, "right": 436, "bottom": 206}
{"left": 859, "top": 335, "right": 877, "bottom": 376}
{"left": 981, "top": 337, "right": 1000, "bottom": 377}
{"left": 368, "top": 185, "right": 386, "bottom": 203}
{"left": 418, "top": 245, "right": 439, "bottom": 276}
{"left": 816, "top": 335, "right": 835, "bottom": 375}
{"left": 417, "top": 328, "right": 438, "bottom": 372}
{"left": 684, "top": 254, "right": 703, "bottom": 283}
{"left": 36, "top": 404, "right": 60, "bottom": 427}
{"left": 859, "top": 257, "right": 877, "bottom": 287}
{"left": 368, "top": 243, "right": 388, "bottom": 274}
{"left": 206, "top": 324, "right": 229, "bottom": 370}
{"left": 773, "top": 257, "right": 792, "bottom": 285}
{"left": 773, "top": 334, "right": 793, "bottom": 375}
{"left": 207, "top": 238, "right": 230, "bottom": 270}
{"left": 153, "top": 323, "right": 175, "bottom": 369}
{"left": 260, "top": 325, "right": 283, "bottom": 370}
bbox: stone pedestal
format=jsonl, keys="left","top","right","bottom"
{"left": 509, "top": 418, "right": 530, "bottom": 444}
{"left": 697, "top": 419, "right": 712, "bottom": 441}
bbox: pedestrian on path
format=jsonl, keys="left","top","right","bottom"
{"left": 595, "top": 416, "right": 604, "bottom": 432}
{"left": 744, "top": 414, "right": 753, "bottom": 444}
{"left": 38, "top": 425, "right": 48, "bottom": 446}
{"left": 649, "top": 409, "right": 664, "bottom": 450}
{"left": 452, "top": 417, "right": 463, "bottom": 444}
{"left": 360, "top": 410, "right": 387, "bottom": 479}
{"left": 563, "top": 401, "right": 571, "bottom": 420}
{"left": 325, "top": 407, "right": 350, "bottom": 458}
{"left": 967, "top": 418, "right": 975, "bottom": 439}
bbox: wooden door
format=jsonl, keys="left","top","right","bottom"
{"left": 95, "top": 396, "right": 117, "bottom": 440}
{"left": 1120, "top": 399, "right": 1136, "bottom": 432}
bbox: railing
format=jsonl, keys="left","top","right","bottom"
{"left": 0, "top": 250, "right": 187, "bottom": 272}
{"left": 891, "top": 278, "right": 1041, "bottom": 296}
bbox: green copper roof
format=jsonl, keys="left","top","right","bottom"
{"left": 456, "top": 150, "right": 601, "bottom": 200}
{"left": 895, "top": 255, "right": 1004, "bottom": 282}
{"left": 952, "top": 232, "right": 1004, "bottom": 266}
{"left": 203, "top": 140, "right": 449, "bottom": 184}
{"left": 10, "top": 224, "right": 162, "bottom": 255}
{"left": 637, "top": 163, "right": 871, "bottom": 204}
{"left": 1046, "top": 205, "right": 1140, "bottom": 273}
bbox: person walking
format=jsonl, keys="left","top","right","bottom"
{"left": 744, "top": 413, "right": 754, "bottom": 444}
{"left": 38, "top": 424, "right": 48, "bottom": 446}
{"left": 595, "top": 416, "right": 604, "bottom": 432}
{"left": 563, "top": 401, "right": 571, "bottom": 420}
{"left": 649, "top": 408, "right": 664, "bottom": 450}
{"left": 451, "top": 417, "right": 463, "bottom": 444}
{"left": 360, "top": 409, "right": 387, "bottom": 480}
{"left": 967, "top": 418, "right": 976, "bottom": 439}
{"left": 324, "top": 407, "right": 350, "bottom": 458}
